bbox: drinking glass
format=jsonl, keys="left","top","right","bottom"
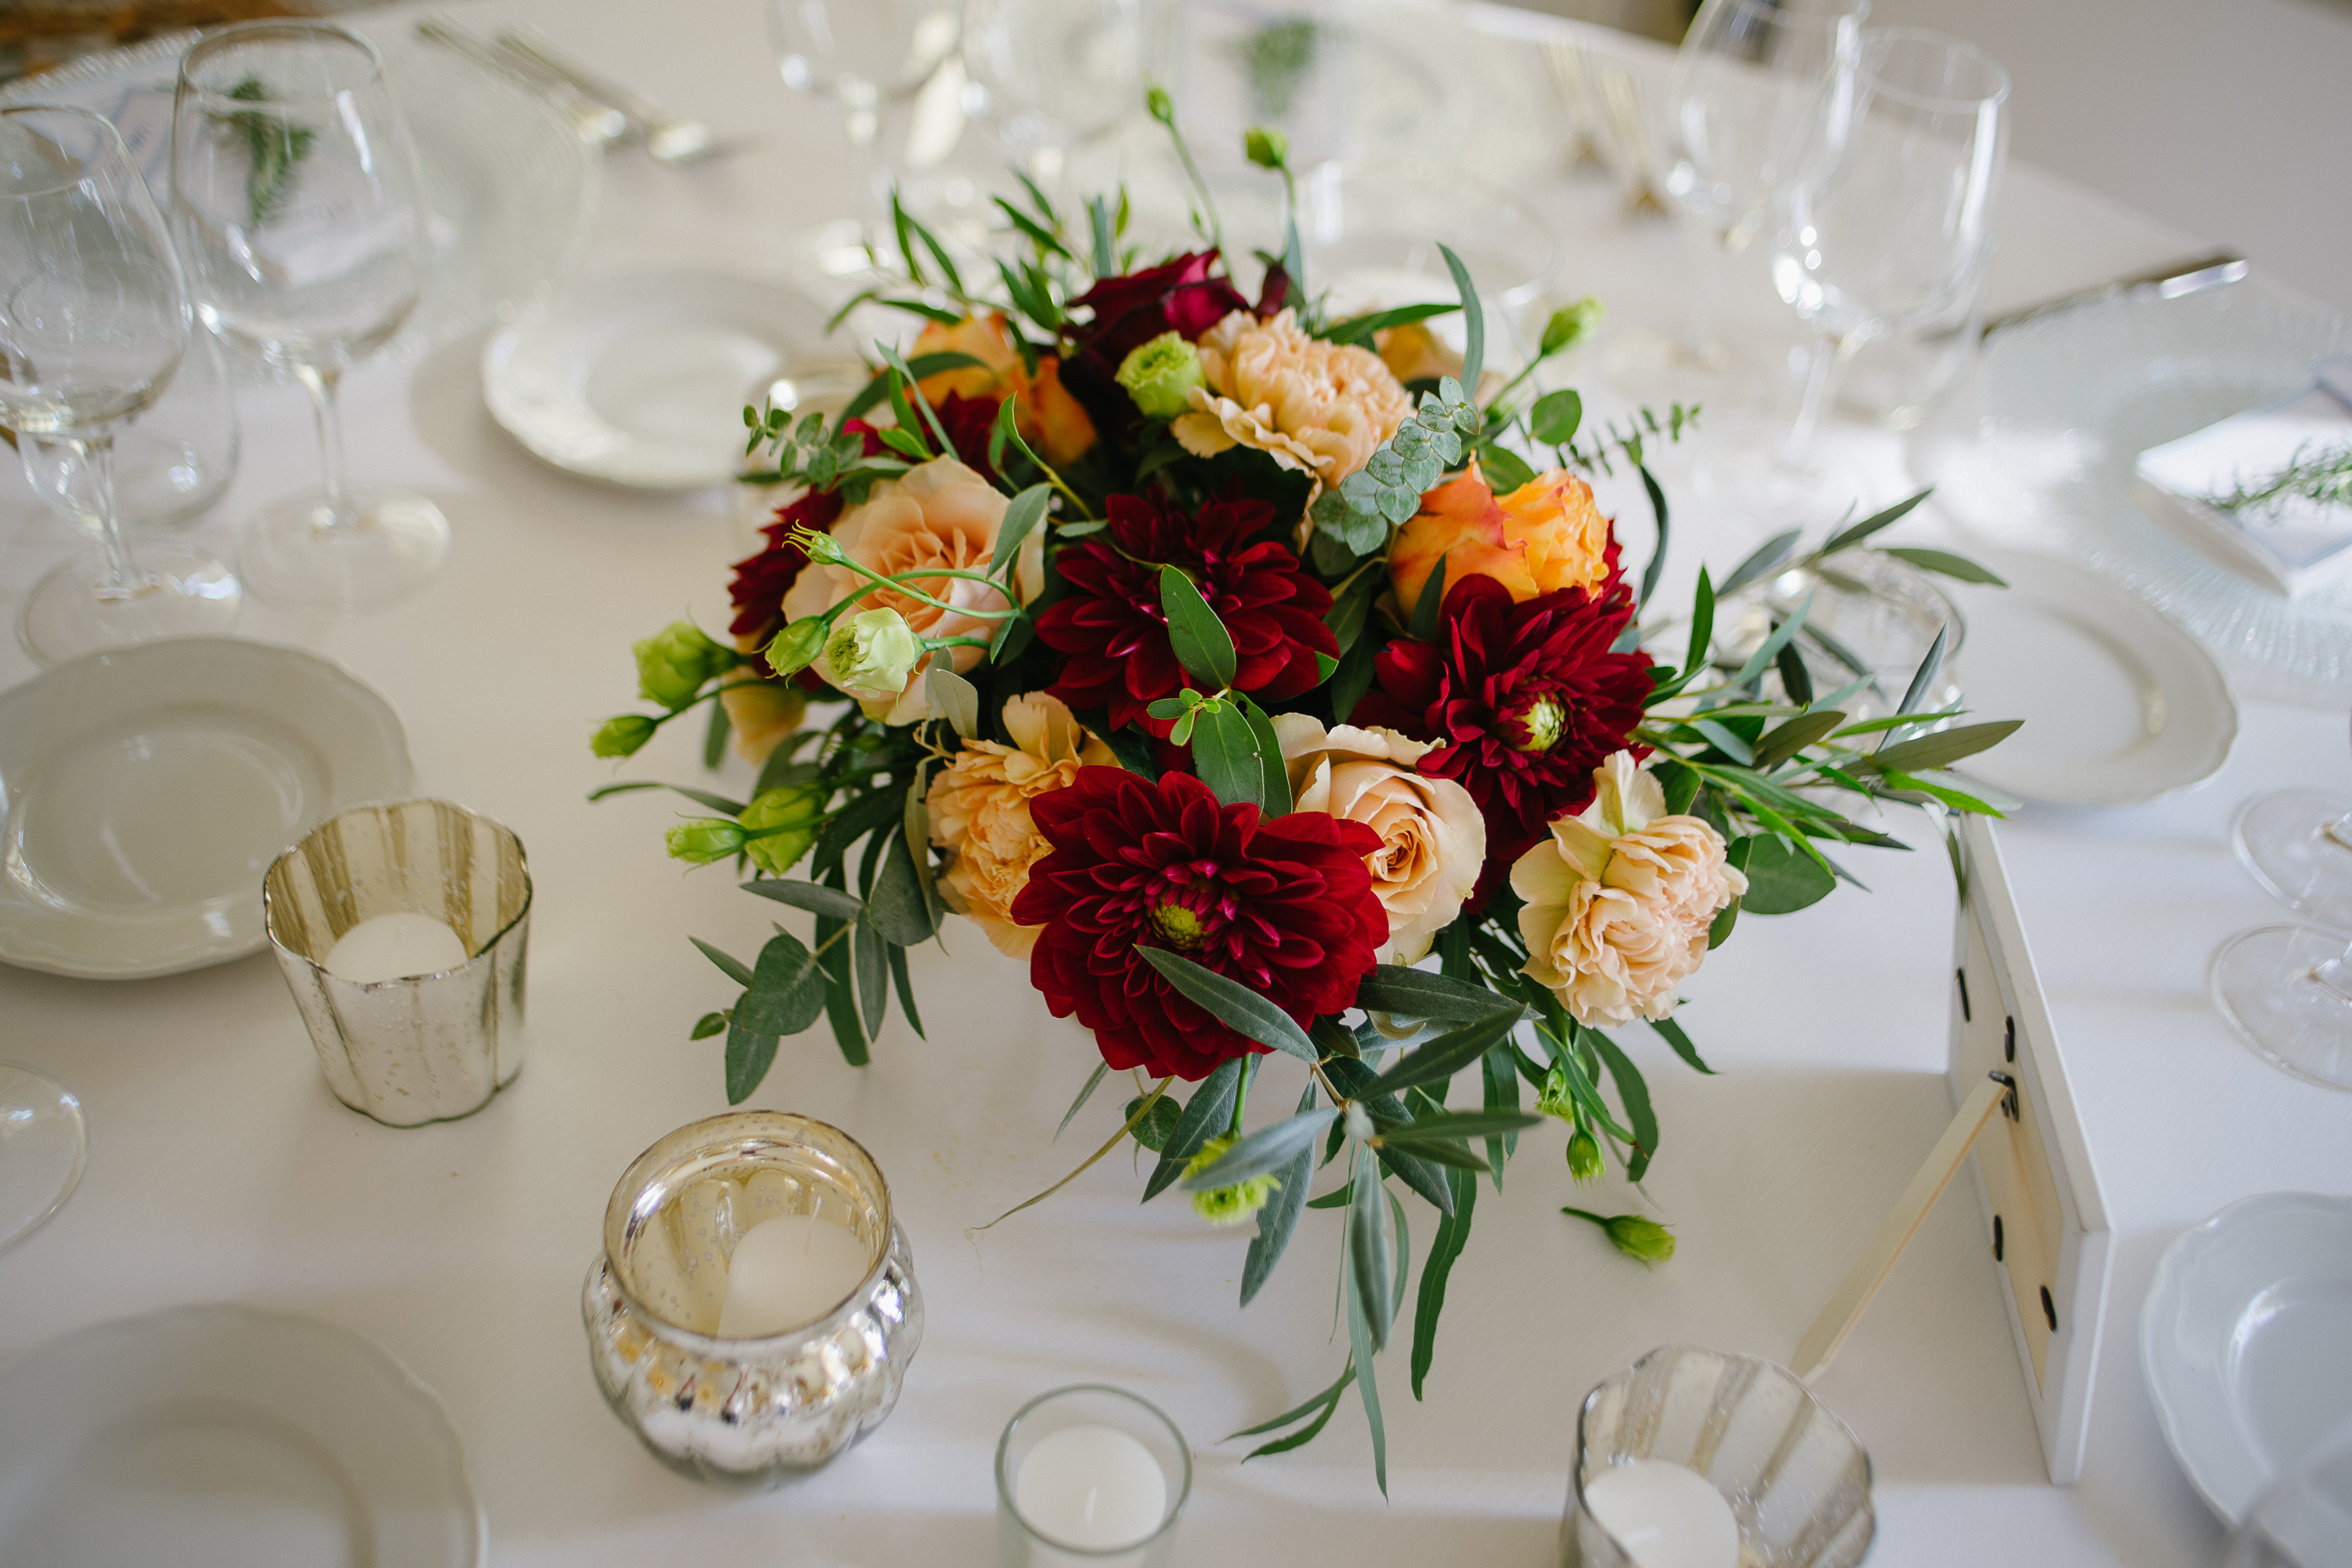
{"left": 964, "top": 0, "right": 1151, "bottom": 189}
{"left": 2226, "top": 1410, "right": 2352, "bottom": 1568}
{"left": 0, "top": 1062, "right": 86, "bottom": 1255}
{"left": 16, "top": 320, "right": 238, "bottom": 540}
{"left": 0, "top": 105, "right": 241, "bottom": 663}
{"left": 996, "top": 1385, "right": 1190, "bottom": 1567}
{"left": 2233, "top": 779, "right": 2352, "bottom": 935}
{"left": 171, "top": 21, "right": 449, "bottom": 614}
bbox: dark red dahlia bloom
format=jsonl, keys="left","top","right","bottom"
{"left": 1011, "top": 768, "right": 1388, "bottom": 1080}
{"left": 933, "top": 390, "right": 1002, "bottom": 481}
{"left": 1066, "top": 249, "right": 1251, "bottom": 364}
{"left": 1352, "top": 573, "right": 1653, "bottom": 885}
{"left": 1035, "top": 494, "right": 1337, "bottom": 733}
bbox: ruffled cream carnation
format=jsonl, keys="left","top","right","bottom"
{"left": 1510, "top": 751, "right": 1746, "bottom": 1027}
{"left": 925, "top": 693, "right": 1113, "bottom": 957}
{"left": 781, "top": 457, "right": 1044, "bottom": 726}
{"left": 1170, "top": 309, "right": 1414, "bottom": 491}
{"left": 1274, "top": 714, "right": 1484, "bottom": 964}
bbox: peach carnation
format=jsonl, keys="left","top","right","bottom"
{"left": 1170, "top": 309, "right": 1414, "bottom": 491}
{"left": 925, "top": 693, "right": 1114, "bottom": 957}
{"left": 1391, "top": 462, "right": 1617, "bottom": 622}
{"left": 1510, "top": 751, "right": 1746, "bottom": 1027}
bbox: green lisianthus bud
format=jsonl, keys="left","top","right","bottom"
{"left": 1145, "top": 84, "right": 1175, "bottom": 125}
{"left": 1184, "top": 1133, "right": 1281, "bottom": 1226}
{"left": 665, "top": 818, "right": 748, "bottom": 864}
{"left": 1536, "top": 1064, "right": 1574, "bottom": 1121}
{"left": 821, "top": 607, "right": 923, "bottom": 704}
{"left": 633, "top": 620, "right": 733, "bottom": 710}
{"left": 1115, "top": 331, "right": 1208, "bottom": 421}
{"left": 766, "top": 616, "right": 827, "bottom": 677}
{"left": 590, "top": 713, "right": 659, "bottom": 758}
{"left": 1563, "top": 1206, "right": 1676, "bottom": 1268}
{"left": 1566, "top": 1128, "right": 1603, "bottom": 1185}
{"left": 1244, "top": 125, "right": 1288, "bottom": 170}
{"left": 1540, "top": 295, "right": 1604, "bottom": 357}
{"left": 739, "top": 784, "right": 827, "bottom": 876}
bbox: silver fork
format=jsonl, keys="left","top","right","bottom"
{"left": 493, "top": 27, "right": 740, "bottom": 166}
{"left": 415, "top": 18, "right": 628, "bottom": 147}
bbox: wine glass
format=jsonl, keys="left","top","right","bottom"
{"left": 2226, "top": 1409, "right": 2352, "bottom": 1568}
{"left": 0, "top": 1061, "right": 87, "bottom": 1254}
{"left": 2233, "top": 733, "right": 2352, "bottom": 933}
{"left": 964, "top": 0, "right": 1151, "bottom": 190}
{"left": 16, "top": 319, "right": 239, "bottom": 543}
{"left": 171, "top": 21, "right": 449, "bottom": 615}
{"left": 0, "top": 105, "right": 241, "bottom": 663}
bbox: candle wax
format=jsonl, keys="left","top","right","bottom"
{"left": 1014, "top": 1424, "right": 1167, "bottom": 1551}
{"left": 714, "top": 1212, "right": 872, "bottom": 1338}
{"left": 1583, "top": 1459, "right": 1740, "bottom": 1568}
{"left": 322, "top": 912, "right": 469, "bottom": 983}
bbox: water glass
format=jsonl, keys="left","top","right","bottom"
{"left": 16, "top": 322, "right": 238, "bottom": 538}
{"left": 997, "top": 1385, "right": 1190, "bottom": 1568}
{"left": 964, "top": 0, "right": 1152, "bottom": 187}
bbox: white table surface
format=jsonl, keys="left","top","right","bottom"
{"left": 1, "top": 2, "right": 2347, "bottom": 1564}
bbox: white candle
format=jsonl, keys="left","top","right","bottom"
{"left": 1582, "top": 1459, "right": 1740, "bottom": 1568}
{"left": 714, "top": 1212, "right": 873, "bottom": 1338}
{"left": 1014, "top": 1424, "right": 1168, "bottom": 1552}
{"left": 322, "top": 911, "right": 469, "bottom": 984}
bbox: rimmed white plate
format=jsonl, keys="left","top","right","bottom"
{"left": 0, "top": 638, "right": 412, "bottom": 980}
{"left": 2142, "top": 1192, "right": 2352, "bottom": 1524}
{"left": 483, "top": 269, "right": 835, "bottom": 489}
{"left": 1945, "top": 548, "right": 2236, "bottom": 806}
{"left": 0, "top": 1304, "right": 483, "bottom": 1566}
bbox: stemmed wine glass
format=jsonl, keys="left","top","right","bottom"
{"left": 0, "top": 1062, "right": 85, "bottom": 1254}
{"left": 0, "top": 105, "right": 241, "bottom": 663}
{"left": 171, "top": 21, "right": 449, "bottom": 615}
{"left": 964, "top": 0, "right": 1151, "bottom": 191}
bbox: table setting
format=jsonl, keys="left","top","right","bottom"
{"left": 0, "top": 1, "right": 2347, "bottom": 1565}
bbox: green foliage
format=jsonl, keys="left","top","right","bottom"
{"left": 218, "top": 77, "right": 316, "bottom": 229}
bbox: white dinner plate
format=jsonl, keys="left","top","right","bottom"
{"left": 0, "top": 638, "right": 412, "bottom": 980}
{"left": 1945, "top": 548, "right": 2236, "bottom": 806}
{"left": 0, "top": 1304, "right": 483, "bottom": 1567}
{"left": 2142, "top": 1192, "right": 2352, "bottom": 1525}
{"left": 483, "top": 269, "right": 835, "bottom": 489}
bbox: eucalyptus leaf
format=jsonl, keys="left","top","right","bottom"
{"left": 867, "top": 828, "right": 940, "bottom": 945}
{"left": 1478, "top": 442, "right": 1536, "bottom": 493}
{"left": 1530, "top": 388, "right": 1583, "bottom": 446}
{"left": 690, "top": 936, "right": 755, "bottom": 988}
{"left": 1718, "top": 528, "right": 1802, "bottom": 598}
{"left": 738, "top": 931, "right": 826, "bottom": 1036}
{"left": 1190, "top": 701, "right": 1270, "bottom": 812}
{"left": 724, "top": 1017, "right": 780, "bottom": 1105}
{"left": 853, "top": 917, "right": 888, "bottom": 1041}
{"left": 925, "top": 664, "right": 981, "bottom": 740}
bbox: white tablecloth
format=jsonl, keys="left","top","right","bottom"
{"left": 1, "top": 3, "right": 2346, "bottom": 1563}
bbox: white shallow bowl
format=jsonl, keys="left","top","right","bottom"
{"left": 1946, "top": 548, "right": 2236, "bottom": 807}
{"left": 2142, "top": 1192, "right": 2352, "bottom": 1524}
{"left": 0, "top": 638, "right": 412, "bottom": 979}
{"left": 0, "top": 1304, "right": 482, "bottom": 1567}
{"left": 484, "top": 268, "right": 835, "bottom": 489}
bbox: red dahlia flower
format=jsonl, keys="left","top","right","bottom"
{"left": 1011, "top": 768, "right": 1388, "bottom": 1080}
{"left": 1351, "top": 573, "right": 1653, "bottom": 891}
{"left": 1036, "top": 494, "right": 1337, "bottom": 733}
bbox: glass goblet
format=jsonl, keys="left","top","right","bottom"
{"left": 171, "top": 21, "right": 449, "bottom": 615}
{"left": 0, "top": 1063, "right": 86, "bottom": 1255}
{"left": 16, "top": 319, "right": 238, "bottom": 539}
{"left": 964, "top": 0, "right": 1151, "bottom": 191}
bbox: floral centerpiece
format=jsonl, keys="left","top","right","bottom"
{"left": 592, "top": 103, "right": 2016, "bottom": 1485}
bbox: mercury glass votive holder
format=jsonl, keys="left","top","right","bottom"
{"left": 1565, "top": 1346, "right": 1875, "bottom": 1568}
{"left": 582, "top": 1111, "right": 922, "bottom": 1484}
{"left": 263, "top": 799, "right": 530, "bottom": 1127}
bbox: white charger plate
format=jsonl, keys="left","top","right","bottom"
{"left": 1946, "top": 548, "right": 2236, "bottom": 806}
{"left": 0, "top": 638, "right": 412, "bottom": 980}
{"left": 0, "top": 1304, "right": 482, "bottom": 1567}
{"left": 2142, "top": 1192, "right": 2352, "bottom": 1525}
{"left": 483, "top": 269, "right": 835, "bottom": 489}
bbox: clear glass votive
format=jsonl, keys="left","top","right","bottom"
{"left": 263, "top": 799, "right": 531, "bottom": 1127}
{"left": 1565, "top": 1346, "right": 1875, "bottom": 1568}
{"left": 583, "top": 1111, "right": 922, "bottom": 1484}
{"left": 997, "top": 1385, "right": 1191, "bottom": 1568}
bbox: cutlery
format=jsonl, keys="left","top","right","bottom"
{"left": 1981, "top": 252, "right": 2250, "bottom": 339}
{"left": 415, "top": 18, "right": 628, "bottom": 147}
{"left": 493, "top": 27, "right": 740, "bottom": 166}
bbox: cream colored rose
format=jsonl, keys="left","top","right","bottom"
{"left": 781, "top": 457, "right": 1044, "bottom": 725}
{"left": 1274, "top": 714, "right": 1485, "bottom": 964}
{"left": 1170, "top": 309, "right": 1414, "bottom": 492}
{"left": 925, "top": 692, "right": 1113, "bottom": 958}
{"left": 1510, "top": 751, "right": 1747, "bottom": 1027}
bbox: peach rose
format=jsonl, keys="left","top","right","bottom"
{"left": 926, "top": 692, "right": 1114, "bottom": 957}
{"left": 1170, "top": 309, "right": 1414, "bottom": 492}
{"left": 781, "top": 457, "right": 1043, "bottom": 725}
{"left": 1510, "top": 751, "right": 1746, "bottom": 1027}
{"left": 1391, "top": 463, "right": 1617, "bottom": 621}
{"left": 913, "top": 312, "right": 1097, "bottom": 467}
{"left": 1273, "top": 714, "right": 1485, "bottom": 964}
{"left": 718, "top": 677, "right": 808, "bottom": 765}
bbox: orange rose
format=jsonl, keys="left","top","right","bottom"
{"left": 913, "top": 312, "right": 1097, "bottom": 468}
{"left": 1389, "top": 463, "right": 1616, "bottom": 621}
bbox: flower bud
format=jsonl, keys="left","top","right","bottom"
{"left": 1114, "top": 331, "right": 1208, "bottom": 422}
{"left": 1535, "top": 1064, "right": 1574, "bottom": 1121}
{"left": 1566, "top": 1128, "right": 1603, "bottom": 1185}
{"left": 1540, "top": 295, "right": 1604, "bottom": 357}
{"left": 665, "top": 818, "right": 748, "bottom": 864}
{"left": 1184, "top": 1133, "right": 1281, "bottom": 1226}
{"left": 590, "top": 713, "right": 659, "bottom": 758}
{"left": 1563, "top": 1206, "right": 1676, "bottom": 1268}
{"left": 1244, "top": 126, "right": 1288, "bottom": 170}
{"left": 633, "top": 620, "right": 733, "bottom": 710}
{"left": 766, "top": 616, "right": 828, "bottom": 677}
{"left": 820, "top": 607, "right": 924, "bottom": 703}
{"left": 739, "top": 783, "right": 827, "bottom": 876}
{"left": 1145, "top": 84, "right": 1175, "bottom": 125}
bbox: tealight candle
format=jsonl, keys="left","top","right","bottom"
{"left": 321, "top": 910, "right": 469, "bottom": 984}
{"left": 1582, "top": 1459, "right": 1740, "bottom": 1568}
{"left": 997, "top": 1385, "right": 1188, "bottom": 1568}
{"left": 715, "top": 1210, "right": 874, "bottom": 1338}
{"left": 1014, "top": 1424, "right": 1168, "bottom": 1551}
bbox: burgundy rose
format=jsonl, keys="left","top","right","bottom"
{"left": 1067, "top": 249, "right": 1251, "bottom": 364}
{"left": 1351, "top": 573, "right": 1653, "bottom": 896}
{"left": 1011, "top": 767, "right": 1388, "bottom": 1080}
{"left": 1036, "top": 493, "right": 1336, "bottom": 733}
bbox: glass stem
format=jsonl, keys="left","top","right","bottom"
{"left": 295, "top": 362, "right": 356, "bottom": 533}
{"left": 1785, "top": 330, "right": 1856, "bottom": 464}
{"left": 2325, "top": 810, "right": 2352, "bottom": 853}
{"left": 79, "top": 432, "right": 143, "bottom": 599}
{"left": 2315, "top": 935, "right": 2352, "bottom": 1004}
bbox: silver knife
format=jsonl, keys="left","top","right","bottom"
{"left": 1981, "top": 251, "right": 2250, "bottom": 340}
{"left": 415, "top": 18, "right": 628, "bottom": 147}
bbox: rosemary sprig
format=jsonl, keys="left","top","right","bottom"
{"left": 2204, "top": 442, "right": 2352, "bottom": 518}
{"left": 217, "top": 77, "right": 316, "bottom": 230}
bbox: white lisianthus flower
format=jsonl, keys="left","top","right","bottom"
{"left": 819, "top": 607, "right": 924, "bottom": 708}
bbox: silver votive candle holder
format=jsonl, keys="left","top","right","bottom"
{"left": 263, "top": 799, "right": 530, "bottom": 1127}
{"left": 582, "top": 1111, "right": 922, "bottom": 1484}
{"left": 1565, "top": 1345, "right": 1875, "bottom": 1568}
